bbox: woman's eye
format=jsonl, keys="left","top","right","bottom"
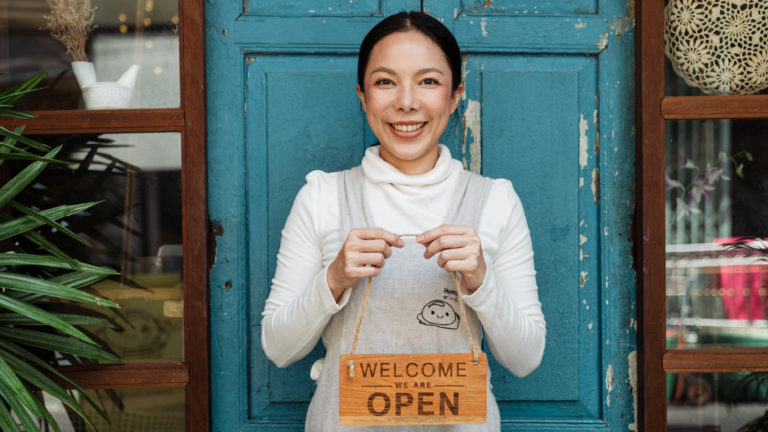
{"left": 422, "top": 78, "right": 439, "bottom": 85}
{"left": 375, "top": 79, "right": 393, "bottom": 85}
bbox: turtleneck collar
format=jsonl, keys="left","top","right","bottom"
{"left": 361, "top": 144, "right": 460, "bottom": 186}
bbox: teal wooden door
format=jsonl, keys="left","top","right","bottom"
{"left": 207, "top": 1, "right": 637, "bottom": 430}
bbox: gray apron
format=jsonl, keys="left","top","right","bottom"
{"left": 306, "top": 166, "right": 500, "bottom": 431}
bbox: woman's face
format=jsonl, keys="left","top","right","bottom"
{"left": 357, "top": 30, "right": 463, "bottom": 175}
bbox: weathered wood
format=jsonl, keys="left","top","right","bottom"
{"left": 662, "top": 95, "right": 768, "bottom": 119}
{"left": 664, "top": 349, "right": 768, "bottom": 373}
{"left": 339, "top": 353, "right": 486, "bottom": 426}
{"left": 1, "top": 109, "right": 184, "bottom": 134}
{"left": 637, "top": 0, "right": 672, "bottom": 431}
{"left": 179, "top": 0, "right": 210, "bottom": 431}
{"left": 54, "top": 364, "right": 188, "bottom": 389}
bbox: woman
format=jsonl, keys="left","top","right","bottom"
{"left": 261, "top": 11, "right": 546, "bottom": 431}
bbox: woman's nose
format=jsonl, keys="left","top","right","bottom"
{"left": 395, "top": 84, "right": 417, "bottom": 111}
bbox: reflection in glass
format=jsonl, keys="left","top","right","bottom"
{"left": 0, "top": 0, "right": 180, "bottom": 109}
{"left": 44, "top": 387, "right": 185, "bottom": 431}
{"left": 667, "top": 372, "right": 768, "bottom": 432}
{"left": 15, "top": 133, "right": 183, "bottom": 362}
{"left": 666, "top": 120, "right": 768, "bottom": 349}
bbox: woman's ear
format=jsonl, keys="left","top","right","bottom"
{"left": 356, "top": 84, "right": 367, "bottom": 112}
{"left": 450, "top": 83, "right": 464, "bottom": 113}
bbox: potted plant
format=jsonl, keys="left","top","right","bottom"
{"left": 40, "top": 0, "right": 139, "bottom": 109}
{"left": 0, "top": 72, "right": 121, "bottom": 430}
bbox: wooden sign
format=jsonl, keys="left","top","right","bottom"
{"left": 339, "top": 353, "right": 487, "bottom": 426}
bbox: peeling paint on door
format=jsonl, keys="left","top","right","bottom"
{"left": 579, "top": 114, "right": 589, "bottom": 168}
{"left": 628, "top": 350, "right": 638, "bottom": 430}
{"left": 462, "top": 99, "right": 482, "bottom": 173}
{"left": 605, "top": 364, "right": 615, "bottom": 407}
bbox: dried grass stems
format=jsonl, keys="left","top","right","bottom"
{"left": 40, "top": 0, "right": 97, "bottom": 62}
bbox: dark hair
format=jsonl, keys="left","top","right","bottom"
{"left": 357, "top": 11, "right": 462, "bottom": 93}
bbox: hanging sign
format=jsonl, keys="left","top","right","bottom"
{"left": 339, "top": 352, "right": 487, "bottom": 426}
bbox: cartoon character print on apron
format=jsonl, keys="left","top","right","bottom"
{"left": 306, "top": 166, "right": 500, "bottom": 431}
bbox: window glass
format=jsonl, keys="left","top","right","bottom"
{"left": 664, "top": 0, "right": 768, "bottom": 97}
{"left": 666, "top": 120, "right": 768, "bottom": 349}
{"left": 1, "top": 0, "right": 180, "bottom": 110}
{"left": 667, "top": 372, "right": 768, "bottom": 432}
{"left": 15, "top": 132, "right": 183, "bottom": 362}
{"left": 44, "top": 387, "right": 185, "bottom": 431}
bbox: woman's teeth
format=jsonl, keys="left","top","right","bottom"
{"left": 391, "top": 123, "right": 425, "bottom": 132}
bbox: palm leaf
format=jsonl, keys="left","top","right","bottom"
{"left": 16, "top": 271, "right": 113, "bottom": 304}
{"left": 0, "top": 126, "right": 24, "bottom": 167}
{"left": 0, "top": 254, "right": 115, "bottom": 275}
{"left": 0, "top": 127, "right": 51, "bottom": 152}
{"left": 0, "top": 400, "right": 21, "bottom": 432}
{"left": 0, "top": 201, "right": 100, "bottom": 242}
{"left": 0, "top": 143, "right": 67, "bottom": 164}
{"left": 9, "top": 201, "right": 92, "bottom": 247}
{"left": 9, "top": 226, "right": 80, "bottom": 268}
{"left": 0, "top": 294, "right": 95, "bottom": 343}
{"left": 0, "top": 340, "right": 107, "bottom": 421}
{"left": 0, "top": 273, "right": 118, "bottom": 307}
{"left": 0, "top": 145, "right": 61, "bottom": 208}
{"left": 0, "top": 348, "right": 99, "bottom": 430}
{"left": 0, "top": 312, "right": 115, "bottom": 328}
{"left": 0, "top": 354, "right": 43, "bottom": 419}
{"left": 0, "top": 328, "right": 120, "bottom": 362}
{"left": 0, "top": 72, "right": 46, "bottom": 108}
{"left": 0, "top": 378, "right": 39, "bottom": 432}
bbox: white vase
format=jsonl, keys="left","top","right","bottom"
{"left": 71, "top": 61, "right": 140, "bottom": 109}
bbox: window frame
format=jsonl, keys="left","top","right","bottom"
{"left": 637, "top": 1, "right": 768, "bottom": 430}
{"left": 0, "top": 0, "right": 209, "bottom": 431}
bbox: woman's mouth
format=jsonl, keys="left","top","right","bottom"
{"left": 389, "top": 122, "right": 426, "bottom": 137}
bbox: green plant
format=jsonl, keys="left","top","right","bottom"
{"left": 666, "top": 150, "right": 753, "bottom": 220}
{"left": 0, "top": 72, "right": 121, "bottom": 430}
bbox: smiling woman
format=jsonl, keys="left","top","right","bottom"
{"left": 355, "top": 29, "right": 463, "bottom": 175}
{"left": 260, "top": 11, "right": 547, "bottom": 432}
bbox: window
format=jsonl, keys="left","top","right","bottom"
{"left": 638, "top": 1, "right": 768, "bottom": 430}
{"left": 0, "top": 1, "right": 207, "bottom": 430}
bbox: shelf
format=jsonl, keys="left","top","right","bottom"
{"left": 664, "top": 348, "right": 768, "bottom": 373}
{"left": 55, "top": 363, "right": 188, "bottom": 389}
{"left": 662, "top": 95, "right": 768, "bottom": 120}
{"left": 1, "top": 109, "right": 185, "bottom": 135}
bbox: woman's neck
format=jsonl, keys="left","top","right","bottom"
{"left": 379, "top": 146, "right": 440, "bottom": 175}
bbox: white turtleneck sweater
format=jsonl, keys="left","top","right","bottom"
{"left": 261, "top": 145, "right": 546, "bottom": 377}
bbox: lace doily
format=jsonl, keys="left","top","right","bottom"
{"left": 665, "top": 0, "right": 768, "bottom": 95}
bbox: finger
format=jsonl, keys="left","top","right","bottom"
{"left": 357, "top": 227, "right": 404, "bottom": 248}
{"left": 443, "top": 259, "right": 475, "bottom": 273}
{"left": 417, "top": 225, "right": 473, "bottom": 245}
{"left": 346, "top": 265, "right": 382, "bottom": 279}
{"left": 355, "top": 239, "right": 393, "bottom": 258}
{"left": 350, "top": 252, "right": 387, "bottom": 269}
{"left": 436, "top": 247, "right": 473, "bottom": 268}
{"left": 423, "top": 235, "right": 467, "bottom": 259}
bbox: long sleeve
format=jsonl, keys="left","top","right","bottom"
{"left": 260, "top": 172, "right": 349, "bottom": 368}
{"left": 463, "top": 180, "right": 546, "bottom": 377}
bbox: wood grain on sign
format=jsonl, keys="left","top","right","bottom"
{"left": 339, "top": 353, "right": 487, "bottom": 426}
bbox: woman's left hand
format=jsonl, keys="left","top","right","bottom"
{"left": 417, "top": 225, "right": 486, "bottom": 294}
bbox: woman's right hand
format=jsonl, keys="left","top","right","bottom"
{"left": 327, "top": 228, "right": 404, "bottom": 302}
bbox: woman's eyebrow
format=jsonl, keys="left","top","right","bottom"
{"left": 370, "top": 67, "right": 397, "bottom": 75}
{"left": 369, "top": 67, "right": 446, "bottom": 76}
{"left": 416, "top": 67, "right": 446, "bottom": 76}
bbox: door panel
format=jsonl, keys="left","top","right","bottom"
{"left": 245, "top": 55, "right": 370, "bottom": 409}
{"left": 458, "top": 0, "right": 597, "bottom": 15}
{"left": 208, "top": 0, "right": 636, "bottom": 430}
